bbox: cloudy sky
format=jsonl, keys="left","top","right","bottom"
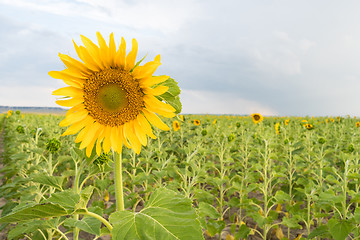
{"left": 1, "top": 0, "right": 360, "bottom": 116}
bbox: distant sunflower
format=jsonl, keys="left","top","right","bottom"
{"left": 50, "top": 32, "right": 176, "bottom": 156}
{"left": 284, "top": 119, "right": 289, "bottom": 126}
{"left": 194, "top": 119, "right": 201, "bottom": 126}
{"left": 173, "top": 120, "right": 180, "bottom": 131}
{"left": 304, "top": 123, "right": 314, "bottom": 130}
{"left": 7, "top": 110, "right": 12, "bottom": 116}
{"left": 275, "top": 122, "right": 280, "bottom": 134}
{"left": 356, "top": 122, "right": 360, "bottom": 128}
{"left": 213, "top": 119, "right": 217, "bottom": 125}
{"left": 251, "top": 113, "right": 263, "bottom": 124}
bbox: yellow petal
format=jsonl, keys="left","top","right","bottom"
{"left": 79, "top": 122, "right": 102, "bottom": 149}
{"left": 123, "top": 122, "right": 141, "bottom": 154}
{"left": 78, "top": 46, "right": 102, "bottom": 71}
{"left": 96, "top": 32, "right": 110, "bottom": 68}
{"left": 75, "top": 124, "right": 93, "bottom": 143}
{"left": 137, "top": 114, "right": 156, "bottom": 139}
{"left": 59, "top": 108, "right": 88, "bottom": 127}
{"left": 125, "top": 38, "right": 138, "bottom": 71}
{"left": 143, "top": 95, "right": 176, "bottom": 112}
{"left": 61, "top": 116, "right": 93, "bottom": 136}
{"left": 86, "top": 136, "right": 98, "bottom": 157}
{"left": 133, "top": 119, "right": 147, "bottom": 146}
{"left": 52, "top": 87, "right": 83, "bottom": 97}
{"left": 66, "top": 104, "right": 84, "bottom": 117}
{"left": 58, "top": 53, "right": 92, "bottom": 76}
{"left": 139, "top": 75, "right": 169, "bottom": 88}
{"left": 109, "top": 33, "right": 116, "bottom": 67}
{"left": 119, "top": 125, "right": 131, "bottom": 148}
{"left": 142, "top": 86, "right": 169, "bottom": 96}
{"left": 96, "top": 137, "right": 103, "bottom": 156}
{"left": 132, "top": 61, "right": 161, "bottom": 79}
{"left": 110, "top": 126, "right": 122, "bottom": 152}
{"left": 142, "top": 108, "right": 170, "bottom": 131}
{"left": 115, "top": 37, "right": 126, "bottom": 69}
{"left": 154, "top": 54, "right": 160, "bottom": 62}
{"left": 56, "top": 97, "right": 83, "bottom": 107}
{"left": 103, "top": 126, "right": 112, "bottom": 153}
{"left": 80, "top": 35, "right": 104, "bottom": 69}
{"left": 49, "top": 70, "right": 84, "bottom": 88}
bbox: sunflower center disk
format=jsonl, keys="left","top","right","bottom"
{"left": 254, "top": 115, "right": 260, "bottom": 121}
{"left": 97, "top": 84, "right": 128, "bottom": 111}
{"left": 83, "top": 68, "right": 144, "bottom": 127}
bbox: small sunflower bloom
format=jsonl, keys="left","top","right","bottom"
{"left": 7, "top": 110, "right": 13, "bottom": 116}
{"left": 251, "top": 113, "right": 263, "bottom": 124}
{"left": 304, "top": 123, "right": 314, "bottom": 130}
{"left": 172, "top": 120, "right": 180, "bottom": 131}
{"left": 275, "top": 122, "right": 280, "bottom": 135}
{"left": 284, "top": 119, "right": 289, "bottom": 126}
{"left": 50, "top": 32, "right": 178, "bottom": 156}
{"left": 213, "top": 119, "right": 217, "bottom": 125}
{"left": 356, "top": 122, "right": 360, "bottom": 128}
{"left": 194, "top": 119, "right": 201, "bottom": 126}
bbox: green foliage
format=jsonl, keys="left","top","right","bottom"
{"left": 109, "top": 188, "right": 204, "bottom": 240}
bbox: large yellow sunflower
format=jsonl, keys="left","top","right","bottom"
{"left": 50, "top": 32, "right": 177, "bottom": 156}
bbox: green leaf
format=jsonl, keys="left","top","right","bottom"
{"left": 109, "top": 188, "right": 204, "bottom": 240}
{"left": 0, "top": 203, "right": 67, "bottom": 223}
{"left": 274, "top": 190, "right": 291, "bottom": 203}
{"left": 327, "top": 218, "right": 353, "bottom": 240}
{"left": 235, "top": 224, "right": 251, "bottom": 239}
{"left": 76, "top": 186, "right": 95, "bottom": 209}
{"left": 198, "top": 202, "right": 221, "bottom": 219}
{"left": 8, "top": 219, "right": 55, "bottom": 240}
{"left": 308, "top": 225, "right": 329, "bottom": 239}
{"left": 281, "top": 216, "right": 302, "bottom": 229}
{"left": 206, "top": 219, "right": 225, "bottom": 237}
{"left": 64, "top": 207, "right": 102, "bottom": 236}
{"left": 156, "top": 77, "right": 182, "bottom": 114}
{"left": 47, "top": 189, "right": 80, "bottom": 211}
{"left": 31, "top": 174, "right": 65, "bottom": 190}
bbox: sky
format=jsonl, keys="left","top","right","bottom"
{"left": 0, "top": 0, "right": 360, "bottom": 116}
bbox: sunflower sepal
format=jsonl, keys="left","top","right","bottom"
{"left": 155, "top": 77, "right": 182, "bottom": 114}
{"left": 130, "top": 54, "right": 147, "bottom": 72}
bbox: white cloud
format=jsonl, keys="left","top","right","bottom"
{"left": 181, "top": 89, "right": 278, "bottom": 115}
{"left": 0, "top": 0, "right": 201, "bottom": 34}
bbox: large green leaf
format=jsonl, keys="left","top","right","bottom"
{"left": 8, "top": 219, "right": 54, "bottom": 240}
{"left": 327, "top": 218, "right": 353, "bottom": 240}
{"left": 109, "top": 188, "right": 203, "bottom": 240}
{"left": 31, "top": 174, "right": 65, "bottom": 190}
{"left": 0, "top": 203, "right": 67, "bottom": 223}
{"left": 47, "top": 189, "right": 80, "bottom": 211}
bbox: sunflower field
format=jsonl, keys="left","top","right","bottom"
{"left": 1, "top": 112, "right": 360, "bottom": 240}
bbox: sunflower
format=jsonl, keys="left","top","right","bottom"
{"left": 275, "top": 122, "right": 280, "bottom": 134}
{"left": 251, "top": 113, "right": 263, "bottom": 124}
{"left": 356, "top": 122, "right": 360, "bottom": 128}
{"left": 213, "top": 119, "right": 217, "bottom": 125}
{"left": 194, "top": 119, "right": 201, "bottom": 126}
{"left": 304, "top": 123, "right": 314, "bottom": 130}
{"left": 50, "top": 32, "right": 177, "bottom": 156}
{"left": 284, "top": 119, "right": 289, "bottom": 126}
{"left": 173, "top": 120, "right": 180, "bottom": 131}
{"left": 7, "top": 110, "right": 13, "bottom": 116}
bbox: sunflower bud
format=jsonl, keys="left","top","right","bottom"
{"left": 46, "top": 138, "right": 61, "bottom": 153}
{"left": 94, "top": 153, "right": 111, "bottom": 167}
{"left": 201, "top": 129, "right": 208, "bottom": 136}
{"left": 16, "top": 125, "right": 25, "bottom": 134}
{"left": 228, "top": 134, "right": 235, "bottom": 142}
{"left": 318, "top": 137, "right": 326, "bottom": 145}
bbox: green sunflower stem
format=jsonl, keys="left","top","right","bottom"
{"left": 114, "top": 150, "right": 125, "bottom": 211}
